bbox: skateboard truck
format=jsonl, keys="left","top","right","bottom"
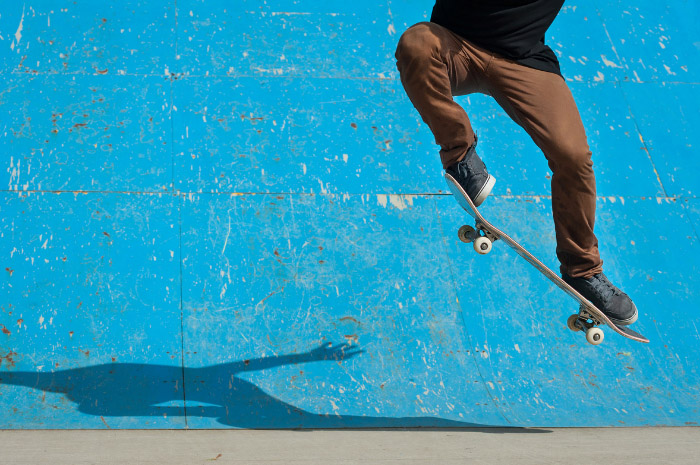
{"left": 567, "top": 306, "right": 606, "bottom": 345}
{"left": 458, "top": 222, "right": 498, "bottom": 255}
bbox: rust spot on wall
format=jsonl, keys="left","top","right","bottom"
{"left": 240, "top": 114, "right": 264, "bottom": 122}
{"left": 1, "top": 351, "right": 18, "bottom": 367}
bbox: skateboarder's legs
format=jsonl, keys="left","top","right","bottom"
{"left": 394, "top": 22, "right": 479, "bottom": 169}
{"left": 395, "top": 22, "right": 602, "bottom": 278}
{"left": 485, "top": 56, "right": 603, "bottom": 279}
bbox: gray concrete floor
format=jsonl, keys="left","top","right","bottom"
{"left": 1, "top": 428, "right": 699, "bottom": 464}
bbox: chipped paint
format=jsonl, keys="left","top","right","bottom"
{"left": 10, "top": 5, "right": 25, "bottom": 51}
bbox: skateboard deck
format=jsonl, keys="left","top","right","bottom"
{"left": 445, "top": 173, "right": 649, "bottom": 345}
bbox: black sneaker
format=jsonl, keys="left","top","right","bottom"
{"left": 563, "top": 272, "right": 638, "bottom": 326}
{"left": 445, "top": 140, "right": 496, "bottom": 207}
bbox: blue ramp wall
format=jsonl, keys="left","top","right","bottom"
{"left": 0, "top": 0, "right": 699, "bottom": 428}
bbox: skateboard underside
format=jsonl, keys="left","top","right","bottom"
{"left": 445, "top": 173, "right": 649, "bottom": 345}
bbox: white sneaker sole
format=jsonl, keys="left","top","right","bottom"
{"left": 472, "top": 175, "right": 496, "bottom": 207}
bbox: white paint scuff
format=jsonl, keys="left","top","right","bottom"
{"left": 389, "top": 194, "right": 415, "bottom": 210}
{"left": 376, "top": 194, "right": 416, "bottom": 210}
{"left": 600, "top": 55, "right": 622, "bottom": 68}
{"left": 11, "top": 5, "right": 25, "bottom": 51}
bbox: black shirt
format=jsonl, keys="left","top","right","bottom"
{"left": 430, "top": 0, "right": 565, "bottom": 75}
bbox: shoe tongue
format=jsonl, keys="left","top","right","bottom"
{"left": 460, "top": 154, "right": 483, "bottom": 180}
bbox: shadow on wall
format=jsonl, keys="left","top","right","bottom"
{"left": 0, "top": 342, "right": 548, "bottom": 431}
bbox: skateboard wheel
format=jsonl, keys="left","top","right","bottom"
{"left": 585, "top": 327, "right": 604, "bottom": 345}
{"left": 566, "top": 314, "right": 580, "bottom": 332}
{"left": 458, "top": 225, "right": 475, "bottom": 243}
{"left": 474, "top": 236, "right": 492, "bottom": 255}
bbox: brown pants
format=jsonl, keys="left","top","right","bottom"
{"left": 395, "top": 22, "right": 602, "bottom": 278}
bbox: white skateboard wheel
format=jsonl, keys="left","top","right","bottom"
{"left": 474, "top": 236, "right": 492, "bottom": 254}
{"left": 567, "top": 314, "right": 580, "bottom": 332}
{"left": 458, "top": 225, "right": 475, "bottom": 243}
{"left": 586, "top": 327, "right": 604, "bottom": 345}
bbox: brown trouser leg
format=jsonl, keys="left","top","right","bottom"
{"left": 395, "top": 22, "right": 603, "bottom": 278}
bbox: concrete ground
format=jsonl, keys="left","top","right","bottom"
{"left": 1, "top": 427, "right": 698, "bottom": 464}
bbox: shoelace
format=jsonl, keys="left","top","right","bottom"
{"left": 591, "top": 274, "right": 621, "bottom": 301}
{"left": 456, "top": 147, "right": 486, "bottom": 180}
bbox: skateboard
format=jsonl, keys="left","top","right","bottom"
{"left": 445, "top": 173, "right": 649, "bottom": 345}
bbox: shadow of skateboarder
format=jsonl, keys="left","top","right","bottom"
{"left": 1, "top": 342, "right": 544, "bottom": 430}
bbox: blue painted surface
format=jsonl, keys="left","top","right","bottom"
{"left": 0, "top": 0, "right": 699, "bottom": 428}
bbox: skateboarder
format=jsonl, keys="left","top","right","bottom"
{"left": 395, "top": 0, "right": 638, "bottom": 325}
